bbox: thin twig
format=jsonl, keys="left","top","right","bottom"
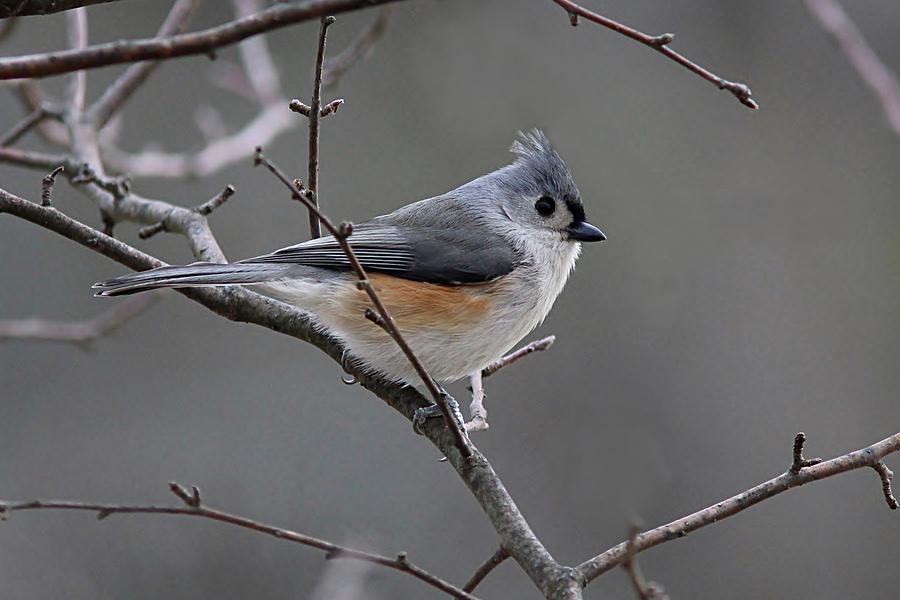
{"left": 0, "top": 0, "right": 404, "bottom": 80}
{"left": 577, "top": 431, "right": 900, "bottom": 583}
{"left": 463, "top": 546, "right": 509, "bottom": 593}
{"left": 0, "top": 146, "right": 71, "bottom": 170}
{"left": 13, "top": 81, "right": 69, "bottom": 147}
{"left": 550, "top": 0, "right": 757, "bottom": 109}
{"left": 0, "top": 292, "right": 160, "bottom": 347}
{"left": 790, "top": 432, "right": 823, "bottom": 474}
{"left": 88, "top": 0, "right": 202, "bottom": 128}
{"left": 0, "top": 106, "right": 45, "bottom": 147}
{"left": 0, "top": 482, "right": 481, "bottom": 600}
{"left": 803, "top": 0, "right": 900, "bottom": 137}
{"left": 622, "top": 524, "right": 669, "bottom": 600}
{"left": 304, "top": 15, "right": 335, "bottom": 239}
{"left": 40, "top": 164, "right": 64, "bottom": 206}
{"left": 321, "top": 6, "right": 391, "bottom": 88}
{"left": 871, "top": 461, "right": 898, "bottom": 510}
{"left": 482, "top": 335, "right": 555, "bottom": 378}
{"left": 253, "top": 148, "right": 473, "bottom": 458}
{"left": 138, "top": 184, "right": 235, "bottom": 239}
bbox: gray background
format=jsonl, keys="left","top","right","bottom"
{"left": 2, "top": 1, "right": 899, "bottom": 598}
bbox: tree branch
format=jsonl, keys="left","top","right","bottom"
{"left": 463, "top": 546, "right": 509, "bottom": 593}
{"left": 0, "top": 482, "right": 481, "bottom": 600}
{"left": 803, "top": 0, "right": 900, "bottom": 137}
{"left": 577, "top": 431, "right": 900, "bottom": 584}
{"left": 550, "top": 0, "right": 758, "bottom": 109}
{"left": 0, "top": 292, "right": 160, "bottom": 348}
{"left": 0, "top": 0, "right": 405, "bottom": 80}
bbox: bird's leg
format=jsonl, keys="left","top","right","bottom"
{"left": 466, "top": 370, "right": 489, "bottom": 432}
{"left": 412, "top": 387, "right": 465, "bottom": 435}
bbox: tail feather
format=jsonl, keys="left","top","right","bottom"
{"left": 93, "top": 262, "right": 291, "bottom": 297}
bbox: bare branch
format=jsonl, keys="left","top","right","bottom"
{"left": 550, "top": 0, "right": 757, "bottom": 109}
{"left": 0, "top": 106, "right": 47, "bottom": 147}
{"left": 0, "top": 0, "right": 117, "bottom": 17}
{"left": 138, "top": 184, "right": 235, "bottom": 239}
{"left": 803, "top": 0, "right": 900, "bottom": 137}
{"left": 0, "top": 0, "right": 404, "bottom": 80}
{"left": 40, "top": 164, "right": 64, "bottom": 206}
{"left": 0, "top": 482, "right": 482, "bottom": 600}
{"left": 304, "top": 15, "right": 336, "bottom": 239}
{"left": 872, "top": 461, "right": 898, "bottom": 510}
{"left": 0, "top": 292, "right": 160, "bottom": 348}
{"left": 577, "top": 431, "right": 900, "bottom": 584}
{"left": 322, "top": 6, "right": 391, "bottom": 89}
{"left": 88, "top": 0, "right": 203, "bottom": 128}
{"left": 790, "top": 431, "right": 823, "bottom": 474}
{"left": 13, "top": 81, "right": 69, "bottom": 146}
{"left": 482, "top": 335, "right": 556, "bottom": 378}
{"left": 0, "top": 145, "right": 70, "bottom": 169}
{"left": 65, "top": 7, "right": 88, "bottom": 113}
{"left": 622, "top": 524, "right": 669, "bottom": 600}
{"left": 463, "top": 546, "right": 509, "bottom": 593}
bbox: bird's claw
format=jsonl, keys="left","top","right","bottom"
{"left": 413, "top": 395, "right": 465, "bottom": 435}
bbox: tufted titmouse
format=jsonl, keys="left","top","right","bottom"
{"left": 94, "top": 131, "right": 605, "bottom": 421}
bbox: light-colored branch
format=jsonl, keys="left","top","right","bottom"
{"left": 0, "top": 482, "right": 481, "bottom": 600}
{"left": 482, "top": 335, "right": 555, "bottom": 378}
{"left": 803, "top": 0, "right": 900, "bottom": 137}
{"left": 65, "top": 7, "right": 87, "bottom": 113}
{"left": 0, "top": 292, "right": 160, "bottom": 348}
{"left": 550, "top": 0, "right": 757, "bottom": 109}
{"left": 622, "top": 525, "right": 668, "bottom": 600}
{"left": 577, "top": 431, "right": 900, "bottom": 584}
{"left": 0, "top": 0, "right": 405, "bottom": 80}
{"left": 88, "top": 0, "right": 203, "bottom": 128}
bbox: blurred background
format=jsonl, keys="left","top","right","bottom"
{"left": 1, "top": 1, "right": 899, "bottom": 598}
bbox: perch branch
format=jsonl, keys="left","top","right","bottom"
{"left": 0, "top": 482, "right": 481, "bottom": 600}
{"left": 577, "top": 431, "right": 900, "bottom": 583}
{"left": 253, "top": 148, "right": 473, "bottom": 458}
{"left": 803, "top": 0, "right": 900, "bottom": 137}
{"left": 550, "top": 0, "right": 757, "bottom": 109}
{"left": 0, "top": 0, "right": 405, "bottom": 79}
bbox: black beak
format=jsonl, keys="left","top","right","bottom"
{"left": 566, "top": 221, "right": 606, "bottom": 242}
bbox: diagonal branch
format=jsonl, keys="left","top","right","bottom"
{"left": 87, "top": 0, "right": 203, "bottom": 128}
{"left": 0, "top": 482, "right": 481, "bottom": 600}
{"left": 803, "top": 0, "right": 900, "bottom": 137}
{"left": 550, "top": 0, "right": 757, "bottom": 109}
{"left": 576, "top": 431, "right": 900, "bottom": 584}
{"left": 463, "top": 546, "right": 509, "bottom": 593}
{"left": 0, "top": 292, "right": 161, "bottom": 348}
{"left": 0, "top": 0, "right": 405, "bottom": 80}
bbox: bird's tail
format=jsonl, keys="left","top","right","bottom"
{"left": 92, "top": 262, "right": 292, "bottom": 297}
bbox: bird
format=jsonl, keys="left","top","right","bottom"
{"left": 93, "top": 130, "right": 606, "bottom": 429}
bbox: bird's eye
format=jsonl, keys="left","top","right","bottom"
{"left": 535, "top": 196, "right": 555, "bottom": 217}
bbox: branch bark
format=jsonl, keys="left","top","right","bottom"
{"left": 0, "top": 0, "right": 405, "bottom": 80}
{"left": 0, "top": 482, "right": 481, "bottom": 600}
{"left": 577, "top": 431, "right": 900, "bottom": 584}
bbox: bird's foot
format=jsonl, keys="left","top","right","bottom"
{"left": 413, "top": 392, "right": 465, "bottom": 435}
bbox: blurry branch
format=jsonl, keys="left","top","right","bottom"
{"left": 0, "top": 0, "right": 404, "bottom": 79}
{"left": 622, "top": 525, "right": 669, "bottom": 600}
{"left": 0, "top": 482, "right": 482, "bottom": 600}
{"left": 88, "top": 0, "right": 203, "bottom": 129}
{"left": 65, "top": 7, "right": 87, "bottom": 114}
{"left": 0, "top": 0, "right": 117, "bottom": 17}
{"left": 803, "top": 0, "right": 900, "bottom": 137}
{"left": 577, "top": 431, "right": 900, "bottom": 584}
{"left": 462, "top": 546, "right": 509, "bottom": 593}
{"left": 551, "top": 0, "right": 758, "bottom": 109}
{"left": 12, "top": 81, "right": 70, "bottom": 147}
{"left": 0, "top": 292, "right": 161, "bottom": 348}
{"left": 138, "top": 184, "right": 235, "bottom": 239}
{"left": 321, "top": 6, "right": 391, "bottom": 88}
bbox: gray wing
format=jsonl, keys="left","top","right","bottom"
{"left": 240, "top": 221, "right": 518, "bottom": 284}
